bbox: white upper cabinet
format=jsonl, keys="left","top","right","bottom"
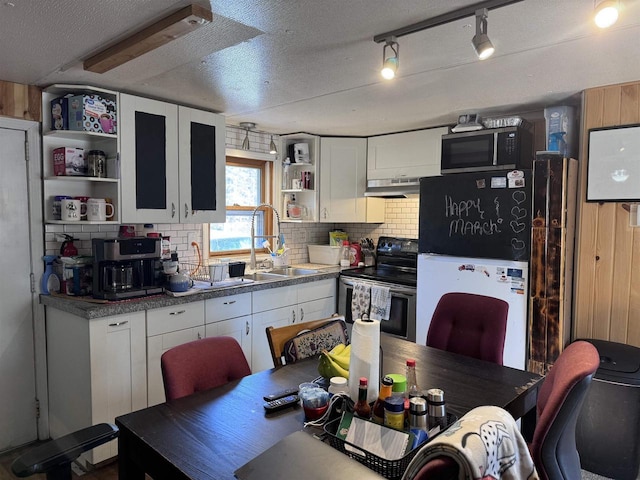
{"left": 319, "top": 137, "right": 384, "bottom": 223}
{"left": 367, "top": 127, "right": 448, "bottom": 180}
{"left": 120, "top": 94, "right": 179, "bottom": 224}
{"left": 120, "top": 94, "right": 225, "bottom": 223}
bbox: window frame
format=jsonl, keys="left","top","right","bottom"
{"left": 206, "top": 151, "right": 275, "bottom": 259}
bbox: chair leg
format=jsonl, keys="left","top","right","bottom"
{"left": 45, "top": 463, "right": 72, "bottom": 480}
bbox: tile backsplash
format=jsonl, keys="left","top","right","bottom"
{"left": 44, "top": 124, "right": 421, "bottom": 263}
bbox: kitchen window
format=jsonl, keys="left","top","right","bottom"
{"left": 207, "top": 156, "right": 273, "bottom": 257}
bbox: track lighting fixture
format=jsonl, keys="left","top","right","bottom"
{"left": 240, "top": 122, "right": 255, "bottom": 150}
{"left": 594, "top": 0, "right": 619, "bottom": 28}
{"left": 472, "top": 8, "right": 495, "bottom": 60}
{"left": 381, "top": 37, "right": 399, "bottom": 80}
{"left": 269, "top": 135, "right": 278, "bottom": 155}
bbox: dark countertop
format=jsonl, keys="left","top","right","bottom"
{"left": 41, "top": 266, "right": 341, "bottom": 319}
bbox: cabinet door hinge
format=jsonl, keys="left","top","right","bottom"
{"left": 30, "top": 273, "right": 36, "bottom": 293}
{"left": 35, "top": 398, "right": 41, "bottom": 419}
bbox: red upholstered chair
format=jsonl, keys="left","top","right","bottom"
{"left": 411, "top": 456, "right": 459, "bottom": 479}
{"left": 530, "top": 340, "right": 600, "bottom": 480}
{"left": 426, "top": 292, "right": 509, "bottom": 364}
{"left": 161, "top": 336, "right": 251, "bottom": 401}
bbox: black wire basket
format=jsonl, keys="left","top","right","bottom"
{"left": 323, "top": 412, "right": 458, "bottom": 480}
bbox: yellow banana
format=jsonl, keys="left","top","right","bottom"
{"left": 327, "top": 349, "right": 350, "bottom": 370}
{"left": 321, "top": 350, "right": 350, "bottom": 379}
{"left": 330, "top": 343, "right": 346, "bottom": 356}
{"left": 317, "top": 354, "right": 332, "bottom": 378}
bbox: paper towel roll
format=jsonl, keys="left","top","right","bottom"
{"left": 349, "top": 318, "right": 381, "bottom": 403}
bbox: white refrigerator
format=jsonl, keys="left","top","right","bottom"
{"left": 416, "top": 254, "right": 528, "bottom": 371}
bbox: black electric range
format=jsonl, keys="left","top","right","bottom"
{"left": 339, "top": 236, "right": 418, "bottom": 287}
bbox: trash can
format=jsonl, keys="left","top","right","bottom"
{"left": 575, "top": 339, "right": 640, "bottom": 480}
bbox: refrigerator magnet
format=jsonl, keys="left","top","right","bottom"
{"left": 507, "top": 170, "right": 525, "bottom": 188}
{"left": 491, "top": 177, "right": 507, "bottom": 188}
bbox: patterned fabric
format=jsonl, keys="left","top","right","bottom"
{"left": 351, "top": 282, "right": 371, "bottom": 320}
{"left": 370, "top": 285, "right": 391, "bottom": 321}
{"left": 402, "top": 406, "right": 539, "bottom": 480}
{"left": 283, "top": 320, "right": 349, "bottom": 364}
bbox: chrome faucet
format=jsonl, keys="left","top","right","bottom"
{"left": 250, "top": 203, "right": 281, "bottom": 270}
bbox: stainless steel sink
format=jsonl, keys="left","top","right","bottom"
{"left": 243, "top": 272, "right": 286, "bottom": 281}
{"left": 269, "top": 267, "right": 319, "bottom": 276}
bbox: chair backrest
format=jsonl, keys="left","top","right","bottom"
{"left": 530, "top": 340, "right": 600, "bottom": 480}
{"left": 426, "top": 292, "right": 509, "bottom": 364}
{"left": 161, "top": 336, "right": 251, "bottom": 401}
{"left": 412, "top": 456, "right": 459, "bottom": 480}
{"left": 266, "top": 315, "right": 346, "bottom": 367}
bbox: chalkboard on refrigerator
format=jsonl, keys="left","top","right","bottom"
{"left": 419, "top": 171, "right": 531, "bottom": 261}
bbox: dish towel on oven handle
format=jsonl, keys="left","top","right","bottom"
{"left": 370, "top": 286, "right": 391, "bottom": 321}
{"left": 351, "top": 282, "right": 371, "bottom": 321}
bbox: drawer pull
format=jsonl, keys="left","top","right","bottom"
{"left": 246, "top": 321, "right": 250, "bottom": 335}
{"left": 292, "top": 309, "right": 296, "bottom": 323}
{"left": 197, "top": 331, "right": 202, "bottom": 340}
{"left": 108, "top": 321, "right": 128, "bottom": 327}
{"left": 169, "top": 310, "right": 186, "bottom": 316}
{"left": 223, "top": 300, "right": 237, "bottom": 305}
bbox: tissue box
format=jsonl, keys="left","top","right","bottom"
{"left": 52, "top": 147, "right": 85, "bottom": 176}
{"left": 50, "top": 97, "right": 68, "bottom": 130}
{"left": 68, "top": 94, "right": 117, "bottom": 134}
{"left": 308, "top": 245, "right": 342, "bottom": 265}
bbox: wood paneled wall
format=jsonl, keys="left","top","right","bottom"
{"left": 0, "top": 80, "right": 41, "bottom": 122}
{"left": 574, "top": 80, "right": 640, "bottom": 347}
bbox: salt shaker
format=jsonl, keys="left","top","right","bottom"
{"left": 426, "top": 388, "right": 447, "bottom": 430}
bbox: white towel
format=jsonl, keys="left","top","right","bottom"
{"left": 351, "top": 282, "right": 370, "bottom": 321}
{"left": 370, "top": 286, "right": 391, "bottom": 321}
{"left": 402, "top": 406, "right": 539, "bottom": 480}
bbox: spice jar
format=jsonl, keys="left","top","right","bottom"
{"left": 87, "top": 150, "right": 106, "bottom": 178}
{"left": 426, "top": 388, "right": 447, "bottom": 430}
{"left": 384, "top": 396, "right": 405, "bottom": 431}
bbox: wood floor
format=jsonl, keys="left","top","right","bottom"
{"left": 0, "top": 442, "right": 118, "bottom": 480}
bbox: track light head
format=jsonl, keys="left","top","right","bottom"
{"left": 269, "top": 135, "right": 278, "bottom": 155}
{"left": 472, "top": 8, "right": 495, "bottom": 60}
{"left": 240, "top": 122, "right": 255, "bottom": 150}
{"left": 594, "top": 0, "right": 619, "bottom": 28}
{"left": 381, "top": 37, "right": 399, "bottom": 80}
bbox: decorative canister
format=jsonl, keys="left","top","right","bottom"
{"left": 87, "top": 150, "right": 106, "bottom": 178}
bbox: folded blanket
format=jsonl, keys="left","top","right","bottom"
{"left": 351, "top": 282, "right": 371, "bottom": 321}
{"left": 402, "top": 406, "right": 539, "bottom": 480}
{"left": 370, "top": 285, "right": 391, "bottom": 321}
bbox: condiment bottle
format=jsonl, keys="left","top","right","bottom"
{"left": 409, "top": 397, "right": 429, "bottom": 449}
{"left": 384, "top": 396, "right": 405, "bottom": 431}
{"left": 354, "top": 377, "right": 372, "bottom": 419}
{"left": 406, "top": 359, "right": 421, "bottom": 398}
{"left": 426, "top": 388, "right": 447, "bottom": 431}
{"left": 371, "top": 376, "right": 394, "bottom": 424}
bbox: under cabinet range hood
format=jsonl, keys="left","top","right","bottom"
{"left": 364, "top": 177, "right": 421, "bottom": 198}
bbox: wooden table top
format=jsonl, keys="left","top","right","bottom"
{"left": 116, "top": 335, "right": 542, "bottom": 480}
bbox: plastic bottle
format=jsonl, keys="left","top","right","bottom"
{"left": 371, "top": 376, "right": 394, "bottom": 424}
{"left": 384, "top": 396, "right": 405, "bottom": 431}
{"left": 354, "top": 377, "right": 372, "bottom": 419}
{"left": 340, "top": 240, "right": 351, "bottom": 267}
{"left": 328, "top": 376, "right": 348, "bottom": 396}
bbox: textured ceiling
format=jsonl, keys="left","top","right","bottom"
{"left": 1, "top": 0, "right": 639, "bottom": 136}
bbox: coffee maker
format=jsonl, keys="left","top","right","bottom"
{"left": 92, "top": 237, "right": 164, "bottom": 300}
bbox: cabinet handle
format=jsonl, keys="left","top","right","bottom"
{"left": 197, "top": 331, "right": 202, "bottom": 340}
{"left": 169, "top": 310, "right": 186, "bottom": 316}
{"left": 171, "top": 202, "right": 176, "bottom": 218}
{"left": 108, "top": 321, "right": 128, "bottom": 327}
{"left": 246, "top": 321, "right": 250, "bottom": 335}
{"left": 184, "top": 203, "right": 189, "bottom": 218}
{"left": 300, "top": 307, "right": 304, "bottom": 322}
{"left": 223, "top": 300, "right": 236, "bottom": 305}
{"left": 292, "top": 309, "right": 296, "bottom": 323}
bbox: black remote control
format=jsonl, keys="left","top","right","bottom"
{"left": 263, "top": 395, "right": 299, "bottom": 413}
{"left": 263, "top": 388, "right": 299, "bottom": 402}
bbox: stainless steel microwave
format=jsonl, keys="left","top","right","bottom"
{"left": 441, "top": 126, "right": 532, "bottom": 174}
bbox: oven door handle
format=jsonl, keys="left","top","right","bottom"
{"left": 339, "top": 277, "right": 416, "bottom": 296}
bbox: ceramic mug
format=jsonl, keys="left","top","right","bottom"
{"left": 86, "top": 198, "right": 114, "bottom": 222}
{"left": 61, "top": 199, "right": 86, "bottom": 222}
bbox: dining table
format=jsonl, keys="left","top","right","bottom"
{"left": 115, "top": 334, "right": 543, "bottom": 480}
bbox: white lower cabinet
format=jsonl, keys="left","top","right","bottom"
{"left": 46, "top": 309, "right": 146, "bottom": 466}
{"left": 205, "top": 293, "right": 252, "bottom": 369}
{"left": 146, "top": 301, "right": 205, "bottom": 406}
{"left": 251, "top": 279, "right": 337, "bottom": 372}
